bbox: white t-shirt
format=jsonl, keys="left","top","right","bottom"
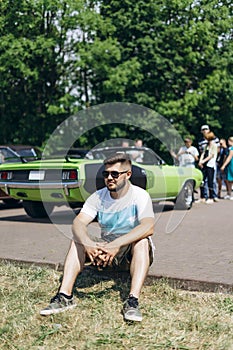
{"left": 81, "top": 184, "right": 154, "bottom": 241}
{"left": 178, "top": 146, "right": 199, "bottom": 167}
{"left": 206, "top": 142, "right": 218, "bottom": 168}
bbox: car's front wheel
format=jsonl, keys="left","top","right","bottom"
{"left": 174, "top": 180, "right": 194, "bottom": 210}
{"left": 22, "top": 201, "right": 54, "bottom": 218}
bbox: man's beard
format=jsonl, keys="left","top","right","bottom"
{"left": 107, "top": 179, "right": 126, "bottom": 192}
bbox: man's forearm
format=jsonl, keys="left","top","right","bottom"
{"left": 72, "top": 219, "right": 94, "bottom": 247}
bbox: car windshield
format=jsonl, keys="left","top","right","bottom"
{"left": 85, "top": 147, "right": 165, "bottom": 165}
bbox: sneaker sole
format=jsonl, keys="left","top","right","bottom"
{"left": 123, "top": 309, "right": 142, "bottom": 322}
{"left": 124, "top": 313, "right": 142, "bottom": 322}
{"left": 40, "top": 303, "right": 77, "bottom": 316}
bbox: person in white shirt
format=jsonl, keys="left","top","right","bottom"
{"left": 174, "top": 137, "right": 199, "bottom": 168}
{"left": 40, "top": 153, "right": 155, "bottom": 322}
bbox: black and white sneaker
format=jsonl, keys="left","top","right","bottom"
{"left": 123, "top": 295, "right": 142, "bottom": 322}
{"left": 40, "top": 293, "right": 76, "bottom": 316}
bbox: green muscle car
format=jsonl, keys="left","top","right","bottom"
{"left": 0, "top": 146, "right": 203, "bottom": 218}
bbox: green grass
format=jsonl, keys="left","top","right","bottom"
{"left": 0, "top": 261, "right": 233, "bottom": 350}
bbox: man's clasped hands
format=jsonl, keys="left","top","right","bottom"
{"left": 85, "top": 242, "right": 120, "bottom": 268}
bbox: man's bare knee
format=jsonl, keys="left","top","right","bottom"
{"left": 132, "top": 238, "right": 149, "bottom": 254}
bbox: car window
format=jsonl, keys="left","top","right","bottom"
{"left": 16, "top": 149, "right": 35, "bottom": 157}
{"left": 0, "top": 148, "right": 21, "bottom": 163}
{"left": 85, "top": 148, "right": 165, "bottom": 165}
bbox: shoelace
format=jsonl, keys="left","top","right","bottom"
{"left": 127, "top": 296, "right": 138, "bottom": 308}
{"left": 50, "top": 293, "right": 62, "bottom": 303}
{"left": 50, "top": 293, "right": 73, "bottom": 304}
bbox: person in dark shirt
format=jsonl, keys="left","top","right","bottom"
{"left": 216, "top": 138, "right": 228, "bottom": 198}
{"left": 198, "top": 125, "right": 220, "bottom": 201}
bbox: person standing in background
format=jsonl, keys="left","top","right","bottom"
{"left": 130, "top": 139, "right": 144, "bottom": 163}
{"left": 198, "top": 132, "right": 218, "bottom": 204}
{"left": 198, "top": 125, "right": 220, "bottom": 202}
{"left": 121, "top": 140, "right": 130, "bottom": 147}
{"left": 221, "top": 137, "right": 233, "bottom": 200}
{"left": 171, "top": 137, "right": 199, "bottom": 168}
{"left": 216, "top": 138, "right": 228, "bottom": 198}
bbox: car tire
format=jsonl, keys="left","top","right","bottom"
{"left": 2, "top": 198, "right": 21, "bottom": 207}
{"left": 22, "top": 201, "right": 54, "bottom": 218}
{"left": 174, "top": 180, "right": 194, "bottom": 210}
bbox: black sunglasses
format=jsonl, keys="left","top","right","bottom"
{"left": 102, "top": 170, "right": 129, "bottom": 179}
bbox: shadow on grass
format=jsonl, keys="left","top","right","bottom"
{"left": 71, "top": 267, "right": 131, "bottom": 302}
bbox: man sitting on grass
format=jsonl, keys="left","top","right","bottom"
{"left": 40, "top": 153, "right": 155, "bottom": 322}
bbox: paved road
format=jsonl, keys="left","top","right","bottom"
{"left": 0, "top": 197, "right": 232, "bottom": 292}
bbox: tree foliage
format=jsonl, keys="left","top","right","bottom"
{"left": 99, "top": 0, "right": 233, "bottom": 140}
{"left": 0, "top": 0, "right": 232, "bottom": 147}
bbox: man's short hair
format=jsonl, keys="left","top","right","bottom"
{"left": 104, "top": 152, "right": 132, "bottom": 167}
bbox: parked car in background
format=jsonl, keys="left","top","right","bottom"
{"left": 0, "top": 145, "right": 40, "bottom": 205}
{"left": 0, "top": 146, "right": 203, "bottom": 218}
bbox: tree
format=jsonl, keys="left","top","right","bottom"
{"left": 98, "top": 0, "right": 233, "bottom": 139}
{"left": 0, "top": 0, "right": 232, "bottom": 147}
{"left": 0, "top": 0, "right": 116, "bottom": 145}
